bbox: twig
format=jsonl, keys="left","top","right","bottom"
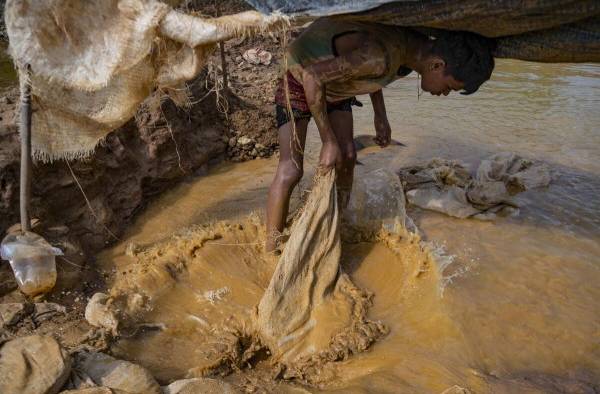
{"left": 65, "top": 160, "right": 120, "bottom": 241}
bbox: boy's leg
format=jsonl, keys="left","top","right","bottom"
{"left": 266, "top": 117, "right": 309, "bottom": 252}
{"left": 329, "top": 109, "right": 355, "bottom": 207}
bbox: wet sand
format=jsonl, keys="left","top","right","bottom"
{"left": 98, "top": 60, "right": 600, "bottom": 393}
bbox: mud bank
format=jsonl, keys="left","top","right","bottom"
{"left": 0, "top": 82, "right": 226, "bottom": 291}
{"left": 0, "top": 4, "right": 289, "bottom": 293}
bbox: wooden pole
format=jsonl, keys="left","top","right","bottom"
{"left": 19, "top": 65, "right": 32, "bottom": 233}
{"left": 219, "top": 41, "right": 228, "bottom": 90}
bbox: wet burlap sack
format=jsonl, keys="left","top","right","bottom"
{"left": 257, "top": 170, "right": 387, "bottom": 366}
{"left": 398, "top": 152, "right": 551, "bottom": 220}
{"left": 5, "top": 0, "right": 286, "bottom": 161}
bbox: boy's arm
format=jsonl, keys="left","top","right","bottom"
{"left": 370, "top": 90, "right": 391, "bottom": 147}
{"left": 300, "top": 42, "right": 386, "bottom": 168}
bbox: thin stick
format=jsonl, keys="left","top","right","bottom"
{"left": 65, "top": 160, "right": 120, "bottom": 241}
{"left": 19, "top": 65, "right": 32, "bottom": 233}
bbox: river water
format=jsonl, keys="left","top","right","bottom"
{"left": 101, "top": 60, "right": 600, "bottom": 393}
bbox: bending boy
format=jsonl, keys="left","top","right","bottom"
{"left": 266, "top": 18, "right": 495, "bottom": 252}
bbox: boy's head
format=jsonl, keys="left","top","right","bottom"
{"left": 421, "top": 32, "right": 496, "bottom": 96}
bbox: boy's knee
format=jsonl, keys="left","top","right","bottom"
{"left": 277, "top": 161, "right": 303, "bottom": 187}
{"left": 340, "top": 144, "right": 357, "bottom": 168}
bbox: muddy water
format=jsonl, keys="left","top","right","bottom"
{"left": 100, "top": 60, "right": 600, "bottom": 393}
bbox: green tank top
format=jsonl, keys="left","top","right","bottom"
{"left": 286, "top": 18, "right": 410, "bottom": 102}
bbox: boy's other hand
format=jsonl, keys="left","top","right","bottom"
{"left": 374, "top": 115, "right": 392, "bottom": 147}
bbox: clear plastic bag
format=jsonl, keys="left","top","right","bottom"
{"left": 1, "top": 231, "right": 62, "bottom": 296}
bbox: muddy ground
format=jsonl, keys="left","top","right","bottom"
{"left": 0, "top": 0, "right": 293, "bottom": 373}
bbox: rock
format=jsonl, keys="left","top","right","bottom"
{"left": 242, "top": 48, "right": 272, "bottom": 65}
{"left": 236, "top": 136, "right": 253, "bottom": 146}
{"left": 33, "top": 302, "right": 67, "bottom": 324}
{"left": 73, "top": 352, "right": 161, "bottom": 394}
{"left": 60, "top": 389, "right": 114, "bottom": 394}
{"left": 0, "top": 335, "right": 71, "bottom": 394}
{"left": 162, "top": 378, "right": 240, "bottom": 394}
{"left": 84, "top": 293, "right": 119, "bottom": 335}
{"left": 250, "top": 148, "right": 258, "bottom": 157}
{"left": 344, "top": 168, "right": 408, "bottom": 239}
{"left": 441, "top": 386, "right": 471, "bottom": 394}
{"left": 254, "top": 143, "right": 266, "bottom": 151}
{"left": 46, "top": 225, "right": 70, "bottom": 237}
{"left": 0, "top": 302, "right": 32, "bottom": 327}
{"left": 228, "top": 137, "right": 237, "bottom": 147}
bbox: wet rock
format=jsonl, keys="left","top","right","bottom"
{"left": 441, "top": 386, "right": 471, "bottom": 394}
{"left": 0, "top": 302, "right": 32, "bottom": 327}
{"left": 60, "top": 389, "right": 114, "bottom": 394}
{"left": 84, "top": 293, "right": 119, "bottom": 335}
{"left": 343, "top": 168, "right": 408, "bottom": 240}
{"left": 162, "top": 378, "right": 240, "bottom": 394}
{"left": 0, "top": 335, "right": 71, "bottom": 394}
{"left": 236, "top": 136, "right": 253, "bottom": 146}
{"left": 73, "top": 351, "right": 161, "bottom": 394}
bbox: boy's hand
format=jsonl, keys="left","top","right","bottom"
{"left": 319, "top": 141, "right": 342, "bottom": 169}
{"left": 374, "top": 115, "right": 392, "bottom": 147}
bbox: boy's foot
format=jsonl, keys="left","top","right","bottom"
{"left": 265, "top": 230, "right": 287, "bottom": 255}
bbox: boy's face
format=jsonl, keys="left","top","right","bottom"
{"left": 421, "top": 58, "right": 465, "bottom": 96}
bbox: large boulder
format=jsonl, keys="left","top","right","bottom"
{"left": 0, "top": 335, "right": 72, "bottom": 394}
{"left": 343, "top": 168, "right": 408, "bottom": 240}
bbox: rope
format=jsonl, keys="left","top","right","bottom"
{"left": 281, "top": 28, "right": 304, "bottom": 170}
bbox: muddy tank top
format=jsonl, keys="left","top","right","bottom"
{"left": 286, "top": 18, "right": 410, "bottom": 102}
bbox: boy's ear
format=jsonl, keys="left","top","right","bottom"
{"left": 430, "top": 56, "right": 446, "bottom": 71}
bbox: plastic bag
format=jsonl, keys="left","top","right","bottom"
{"left": 1, "top": 232, "right": 62, "bottom": 296}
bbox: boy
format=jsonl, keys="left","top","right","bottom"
{"left": 266, "top": 18, "right": 495, "bottom": 251}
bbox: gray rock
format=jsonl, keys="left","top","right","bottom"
{"left": 84, "top": 293, "right": 119, "bottom": 335}
{"left": 162, "top": 378, "right": 240, "bottom": 394}
{"left": 33, "top": 302, "right": 66, "bottom": 324}
{"left": 228, "top": 137, "right": 237, "bottom": 147}
{"left": 0, "top": 335, "right": 71, "bottom": 394}
{"left": 236, "top": 136, "right": 253, "bottom": 146}
{"left": 344, "top": 168, "right": 408, "bottom": 239}
{"left": 73, "top": 352, "right": 160, "bottom": 394}
{"left": 0, "top": 302, "right": 32, "bottom": 327}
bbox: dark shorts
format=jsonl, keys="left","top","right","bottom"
{"left": 275, "top": 99, "right": 360, "bottom": 128}
{"left": 274, "top": 71, "right": 361, "bottom": 128}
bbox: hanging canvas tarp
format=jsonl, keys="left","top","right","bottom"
{"left": 245, "top": 0, "right": 600, "bottom": 62}
{"left": 4, "top": 0, "right": 287, "bottom": 161}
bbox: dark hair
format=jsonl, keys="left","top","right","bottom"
{"left": 431, "top": 32, "right": 496, "bottom": 95}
